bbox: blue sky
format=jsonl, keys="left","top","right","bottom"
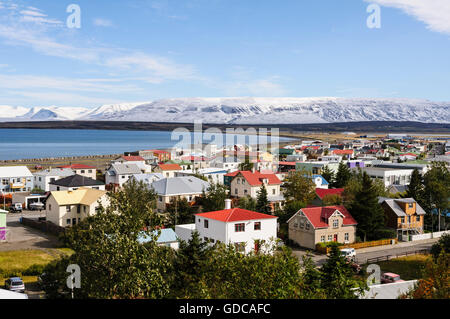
{"left": 0, "top": 0, "right": 449, "bottom": 107}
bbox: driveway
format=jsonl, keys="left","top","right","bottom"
{"left": 0, "top": 213, "right": 60, "bottom": 251}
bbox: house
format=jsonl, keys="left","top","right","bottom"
{"left": 105, "top": 163, "right": 142, "bottom": 187}
{"left": 57, "top": 164, "right": 97, "bottom": 180}
{"left": 129, "top": 173, "right": 164, "bottom": 187}
{"left": 140, "top": 149, "right": 171, "bottom": 162}
{"left": 0, "top": 166, "right": 34, "bottom": 193}
{"left": 388, "top": 184, "right": 408, "bottom": 195}
{"left": 310, "top": 175, "right": 329, "bottom": 189}
{"left": 46, "top": 188, "right": 108, "bottom": 227}
{"left": 296, "top": 162, "right": 340, "bottom": 175}
{"left": 49, "top": 174, "right": 105, "bottom": 191}
{"left": 150, "top": 176, "right": 210, "bottom": 212}
{"left": 331, "top": 149, "right": 354, "bottom": 158}
{"left": 153, "top": 163, "right": 183, "bottom": 178}
{"left": 360, "top": 167, "right": 414, "bottom": 187}
{"left": 175, "top": 200, "right": 278, "bottom": 254}
{"left": 114, "top": 155, "right": 152, "bottom": 173}
{"left": 210, "top": 159, "right": 241, "bottom": 172}
{"left": 33, "top": 168, "right": 74, "bottom": 192}
{"left": 312, "top": 188, "right": 345, "bottom": 206}
{"left": 228, "top": 170, "right": 283, "bottom": 211}
{"left": 0, "top": 209, "right": 7, "bottom": 241}
{"left": 138, "top": 228, "right": 179, "bottom": 249}
{"left": 176, "top": 167, "right": 228, "bottom": 184}
{"left": 379, "top": 197, "right": 426, "bottom": 238}
{"left": 287, "top": 205, "right": 358, "bottom": 249}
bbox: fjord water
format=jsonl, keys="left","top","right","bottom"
{"left": 0, "top": 129, "right": 287, "bottom": 160}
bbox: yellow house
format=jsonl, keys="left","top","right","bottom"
{"left": 46, "top": 188, "right": 108, "bottom": 227}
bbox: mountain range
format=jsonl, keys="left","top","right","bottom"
{"left": 0, "top": 97, "right": 449, "bottom": 124}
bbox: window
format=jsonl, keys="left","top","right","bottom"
{"left": 235, "top": 223, "right": 245, "bottom": 232}
{"left": 254, "top": 222, "right": 261, "bottom": 230}
{"left": 272, "top": 189, "right": 276, "bottom": 195}
{"left": 66, "top": 205, "right": 71, "bottom": 212}
{"left": 203, "top": 237, "right": 209, "bottom": 242}
{"left": 408, "top": 203, "right": 414, "bottom": 208}
{"left": 158, "top": 196, "right": 163, "bottom": 202}
{"left": 416, "top": 215, "right": 420, "bottom": 222}
{"left": 333, "top": 219, "right": 339, "bottom": 228}
{"left": 49, "top": 204, "right": 51, "bottom": 210}
{"left": 234, "top": 242, "right": 246, "bottom": 252}
{"left": 81, "top": 170, "right": 85, "bottom": 174}
{"left": 345, "top": 233, "right": 349, "bottom": 241}
{"left": 237, "top": 178, "right": 240, "bottom": 184}
{"left": 305, "top": 223, "right": 310, "bottom": 230}
{"left": 244, "top": 189, "right": 248, "bottom": 195}
{"left": 66, "top": 219, "right": 71, "bottom": 225}
{"left": 235, "top": 188, "right": 238, "bottom": 195}
{"left": 299, "top": 221, "right": 304, "bottom": 229}
{"left": 88, "top": 170, "right": 92, "bottom": 173}
{"left": 204, "top": 219, "right": 209, "bottom": 228}
{"left": 321, "top": 235, "right": 325, "bottom": 242}
{"left": 401, "top": 217, "right": 405, "bottom": 223}
{"left": 328, "top": 234, "right": 333, "bottom": 241}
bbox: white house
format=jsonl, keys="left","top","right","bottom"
{"left": 33, "top": 168, "right": 74, "bottom": 192}
{"left": 105, "top": 163, "right": 142, "bottom": 187}
{"left": 113, "top": 155, "right": 153, "bottom": 173}
{"left": 0, "top": 166, "right": 34, "bottom": 193}
{"left": 176, "top": 167, "right": 228, "bottom": 184}
{"left": 175, "top": 200, "right": 278, "bottom": 254}
{"left": 360, "top": 167, "right": 414, "bottom": 187}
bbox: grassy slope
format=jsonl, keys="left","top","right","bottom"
{"left": 376, "top": 254, "right": 430, "bottom": 280}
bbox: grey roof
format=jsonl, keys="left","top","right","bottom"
{"left": 33, "top": 168, "right": 74, "bottom": 177}
{"left": 131, "top": 173, "right": 164, "bottom": 185}
{"left": 378, "top": 197, "right": 426, "bottom": 216}
{"left": 388, "top": 185, "right": 408, "bottom": 193}
{"left": 150, "top": 176, "right": 210, "bottom": 196}
{"left": 108, "top": 163, "right": 142, "bottom": 175}
{"left": 50, "top": 174, "right": 104, "bottom": 187}
{"left": 360, "top": 280, "right": 417, "bottom": 299}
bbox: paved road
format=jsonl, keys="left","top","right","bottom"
{"left": 292, "top": 238, "right": 439, "bottom": 267}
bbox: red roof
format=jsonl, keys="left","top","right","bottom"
{"left": 228, "top": 170, "right": 281, "bottom": 186}
{"left": 158, "top": 163, "right": 182, "bottom": 171}
{"left": 400, "top": 153, "right": 418, "bottom": 157}
{"left": 332, "top": 149, "right": 354, "bottom": 155}
{"left": 278, "top": 161, "right": 296, "bottom": 166}
{"left": 196, "top": 208, "right": 277, "bottom": 223}
{"left": 315, "top": 188, "right": 344, "bottom": 199}
{"left": 58, "top": 164, "right": 96, "bottom": 169}
{"left": 300, "top": 205, "right": 357, "bottom": 229}
{"left": 145, "top": 149, "right": 170, "bottom": 154}
{"left": 121, "top": 156, "right": 145, "bottom": 162}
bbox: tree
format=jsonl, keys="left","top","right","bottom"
{"left": 166, "top": 197, "right": 198, "bottom": 226}
{"left": 322, "top": 193, "right": 343, "bottom": 206}
{"left": 347, "top": 171, "right": 386, "bottom": 241}
{"left": 430, "top": 233, "right": 450, "bottom": 261}
{"left": 320, "top": 245, "right": 367, "bottom": 299}
{"left": 422, "top": 162, "right": 450, "bottom": 232}
{"left": 401, "top": 250, "right": 449, "bottom": 299}
{"left": 49, "top": 179, "right": 172, "bottom": 299}
{"left": 200, "top": 182, "right": 229, "bottom": 212}
{"left": 321, "top": 165, "right": 334, "bottom": 186}
{"left": 238, "top": 161, "right": 254, "bottom": 171}
{"left": 283, "top": 170, "right": 316, "bottom": 204}
{"left": 406, "top": 168, "right": 424, "bottom": 202}
{"left": 256, "top": 184, "right": 271, "bottom": 214}
{"left": 332, "top": 162, "right": 352, "bottom": 188}
{"left": 237, "top": 196, "right": 257, "bottom": 211}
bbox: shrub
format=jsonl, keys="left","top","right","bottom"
{"left": 373, "top": 228, "right": 397, "bottom": 240}
{"left": 22, "top": 264, "right": 46, "bottom": 276}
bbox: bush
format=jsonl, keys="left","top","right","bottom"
{"left": 22, "top": 264, "right": 46, "bottom": 276}
{"left": 373, "top": 228, "right": 397, "bottom": 240}
{"left": 316, "top": 241, "right": 343, "bottom": 249}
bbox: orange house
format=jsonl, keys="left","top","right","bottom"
{"left": 379, "top": 197, "right": 425, "bottom": 237}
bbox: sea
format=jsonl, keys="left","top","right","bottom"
{"left": 0, "top": 129, "right": 291, "bottom": 160}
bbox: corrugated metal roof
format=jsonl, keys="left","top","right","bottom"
{"left": 150, "top": 176, "right": 210, "bottom": 196}
{"left": 109, "top": 163, "right": 142, "bottom": 175}
{"left": 0, "top": 166, "right": 33, "bottom": 178}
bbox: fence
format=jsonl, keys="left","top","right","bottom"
{"left": 399, "top": 230, "right": 450, "bottom": 242}
{"left": 316, "top": 238, "right": 397, "bottom": 254}
{"left": 363, "top": 248, "right": 430, "bottom": 264}
{"left": 21, "top": 217, "right": 66, "bottom": 236}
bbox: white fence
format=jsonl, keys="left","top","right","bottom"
{"left": 402, "top": 230, "right": 450, "bottom": 242}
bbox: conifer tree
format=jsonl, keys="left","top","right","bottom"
{"left": 256, "top": 184, "right": 271, "bottom": 214}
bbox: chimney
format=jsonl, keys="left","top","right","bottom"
{"left": 225, "top": 199, "right": 232, "bottom": 210}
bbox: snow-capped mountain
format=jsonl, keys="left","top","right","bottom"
{"left": 0, "top": 97, "right": 449, "bottom": 124}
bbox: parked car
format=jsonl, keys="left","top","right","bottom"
{"left": 4, "top": 277, "right": 25, "bottom": 293}
{"left": 29, "top": 202, "right": 45, "bottom": 211}
{"left": 381, "top": 272, "right": 404, "bottom": 284}
{"left": 340, "top": 248, "right": 356, "bottom": 260}
{"left": 9, "top": 203, "right": 22, "bottom": 213}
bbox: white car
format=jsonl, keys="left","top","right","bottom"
{"left": 340, "top": 248, "right": 356, "bottom": 260}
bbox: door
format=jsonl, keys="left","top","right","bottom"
{"left": 333, "top": 234, "right": 338, "bottom": 242}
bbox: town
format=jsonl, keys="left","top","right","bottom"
{"left": 0, "top": 131, "right": 449, "bottom": 299}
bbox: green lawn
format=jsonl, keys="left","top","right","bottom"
{"left": 376, "top": 254, "right": 430, "bottom": 281}
{"left": 0, "top": 249, "right": 72, "bottom": 284}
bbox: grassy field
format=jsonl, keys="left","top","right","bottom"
{"left": 376, "top": 254, "right": 430, "bottom": 281}
{"left": 0, "top": 249, "right": 73, "bottom": 285}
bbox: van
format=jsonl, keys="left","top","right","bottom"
{"left": 340, "top": 248, "right": 356, "bottom": 260}
{"left": 9, "top": 203, "right": 22, "bottom": 213}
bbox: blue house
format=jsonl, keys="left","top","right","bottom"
{"left": 138, "top": 228, "right": 179, "bottom": 249}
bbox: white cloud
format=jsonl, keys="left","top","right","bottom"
{"left": 366, "top": 0, "right": 450, "bottom": 34}
{"left": 93, "top": 18, "right": 113, "bottom": 27}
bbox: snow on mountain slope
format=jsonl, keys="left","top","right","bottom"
{"left": 0, "top": 97, "right": 448, "bottom": 124}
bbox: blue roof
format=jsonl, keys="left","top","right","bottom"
{"left": 312, "top": 174, "right": 329, "bottom": 185}
{"left": 137, "top": 228, "right": 178, "bottom": 244}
